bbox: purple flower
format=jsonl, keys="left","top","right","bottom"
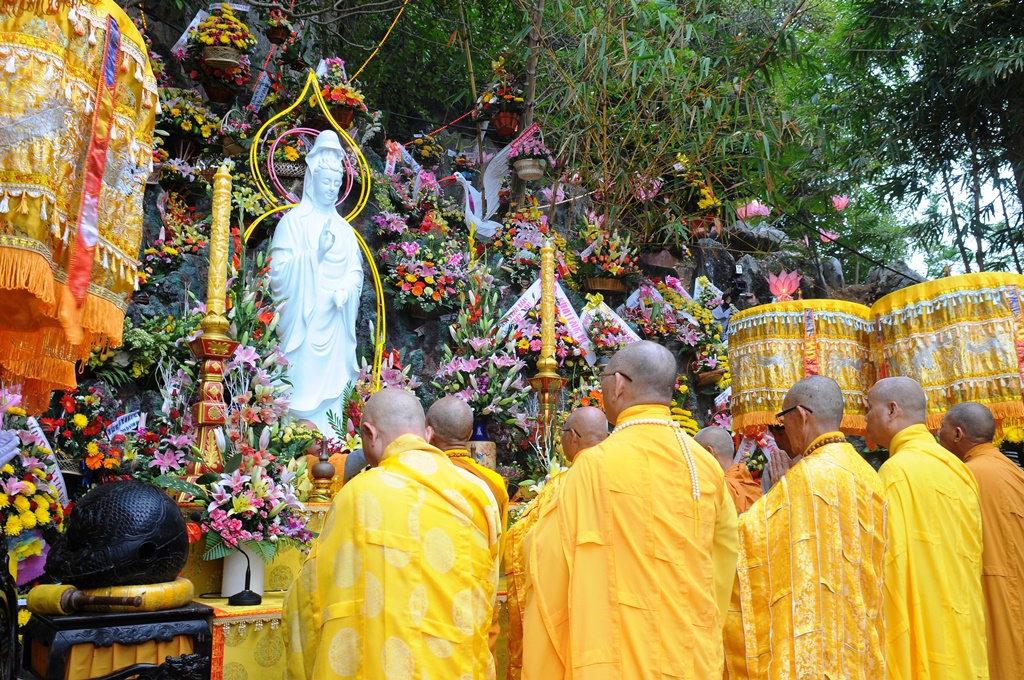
{"left": 149, "top": 450, "right": 183, "bottom": 474}
{"left": 232, "top": 345, "right": 260, "bottom": 369}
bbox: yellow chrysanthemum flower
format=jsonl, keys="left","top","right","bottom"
{"left": 86, "top": 442, "right": 100, "bottom": 456}
{"left": 5, "top": 515, "right": 22, "bottom": 536}
{"left": 19, "top": 511, "right": 36, "bottom": 529}
{"left": 71, "top": 413, "right": 88, "bottom": 429}
{"left": 0, "top": 494, "right": 7, "bottom": 509}
{"left": 6, "top": 407, "right": 25, "bottom": 417}
{"left": 21, "top": 481, "right": 34, "bottom": 496}
{"left": 17, "top": 610, "right": 30, "bottom": 627}
{"left": 12, "top": 496, "right": 29, "bottom": 513}
{"left": 1, "top": 465, "right": 12, "bottom": 475}
{"left": 35, "top": 507, "right": 50, "bottom": 525}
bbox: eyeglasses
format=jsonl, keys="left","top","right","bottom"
{"left": 562, "top": 427, "right": 579, "bottom": 437}
{"left": 601, "top": 368, "right": 633, "bottom": 382}
{"left": 775, "top": 404, "right": 813, "bottom": 425}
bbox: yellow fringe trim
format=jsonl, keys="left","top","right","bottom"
{"left": 872, "top": 272, "right": 1024, "bottom": 317}
{"left": 732, "top": 298, "right": 873, "bottom": 326}
{"left": 733, "top": 411, "right": 867, "bottom": 437}
{"left": 0, "top": 247, "right": 57, "bottom": 321}
{"left": 0, "top": 0, "right": 90, "bottom": 13}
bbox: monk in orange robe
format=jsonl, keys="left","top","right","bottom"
{"left": 939, "top": 401, "right": 1024, "bottom": 680}
{"left": 523, "top": 341, "right": 738, "bottom": 679}
{"left": 426, "top": 395, "right": 508, "bottom": 658}
{"left": 505, "top": 405, "right": 607, "bottom": 680}
{"left": 867, "top": 377, "right": 987, "bottom": 680}
{"left": 696, "top": 425, "right": 762, "bottom": 514}
{"left": 724, "top": 375, "right": 887, "bottom": 679}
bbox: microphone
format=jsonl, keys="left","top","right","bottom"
{"left": 188, "top": 511, "right": 262, "bottom": 606}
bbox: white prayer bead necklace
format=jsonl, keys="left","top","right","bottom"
{"left": 611, "top": 419, "right": 700, "bottom": 502}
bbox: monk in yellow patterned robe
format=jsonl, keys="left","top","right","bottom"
{"left": 523, "top": 342, "right": 737, "bottom": 679}
{"left": 426, "top": 396, "right": 508, "bottom": 656}
{"left": 724, "top": 376, "right": 887, "bottom": 679}
{"left": 505, "top": 405, "right": 607, "bottom": 680}
{"left": 283, "top": 389, "right": 503, "bottom": 680}
{"left": 939, "top": 402, "right": 1024, "bottom": 680}
{"left": 695, "top": 426, "right": 763, "bottom": 514}
{"left": 866, "top": 377, "right": 987, "bottom": 680}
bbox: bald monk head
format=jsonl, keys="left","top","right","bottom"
{"left": 780, "top": 375, "right": 846, "bottom": 456}
{"left": 694, "top": 426, "right": 735, "bottom": 472}
{"left": 360, "top": 388, "right": 427, "bottom": 466}
{"left": 938, "top": 402, "right": 996, "bottom": 460}
{"left": 560, "top": 406, "right": 608, "bottom": 461}
{"left": 425, "top": 396, "right": 474, "bottom": 451}
{"left": 865, "top": 376, "right": 928, "bottom": 449}
{"left": 602, "top": 341, "right": 678, "bottom": 424}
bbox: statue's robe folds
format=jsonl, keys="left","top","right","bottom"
{"left": 269, "top": 204, "right": 363, "bottom": 436}
{"left": 443, "top": 449, "right": 509, "bottom": 657}
{"left": 880, "top": 424, "right": 987, "bottom": 680}
{"left": 505, "top": 469, "right": 566, "bottom": 680}
{"left": 723, "top": 433, "right": 887, "bottom": 679}
{"left": 961, "top": 442, "right": 1024, "bottom": 680}
{"left": 282, "top": 434, "right": 502, "bottom": 680}
{"left": 523, "top": 404, "right": 737, "bottom": 680}
{"left": 724, "top": 462, "right": 763, "bottom": 515}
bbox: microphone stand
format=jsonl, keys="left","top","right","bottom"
{"left": 191, "top": 512, "right": 262, "bottom": 606}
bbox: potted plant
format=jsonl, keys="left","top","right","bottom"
{"left": 187, "top": 4, "right": 256, "bottom": 72}
{"left": 312, "top": 58, "right": 368, "bottom": 130}
{"left": 576, "top": 212, "right": 641, "bottom": 293}
{"left": 264, "top": 9, "right": 294, "bottom": 45}
{"left": 509, "top": 137, "right": 554, "bottom": 181}
{"left": 670, "top": 153, "right": 722, "bottom": 237}
{"left": 220, "top": 105, "right": 262, "bottom": 156}
{"left": 474, "top": 58, "right": 526, "bottom": 137}
{"left": 408, "top": 135, "right": 444, "bottom": 169}
{"left": 155, "top": 89, "right": 219, "bottom": 160}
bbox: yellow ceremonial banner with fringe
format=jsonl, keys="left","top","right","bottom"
{"left": 0, "top": 0, "right": 155, "bottom": 412}
{"left": 731, "top": 272, "right": 1024, "bottom": 435}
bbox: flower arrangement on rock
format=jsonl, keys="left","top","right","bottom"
{"left": 475, "top": 58, "right": 525, "bottom": 136}
{"left": 180, "top": 4, "right": 256, "bottom": 101}
{"left": 506, "top": 304, "right": 585, "bottom": 373}
{"left": 669, "top": 153, "right": 721, "bottom": 237}
{"left": 509, "top": 137, "right": 554, "bottom": 181}
{"left": 408, "top": 135, "right": 445, "bottom": 168}
{"left": 156, "top": 89, "right": 219, "bottom": 155}
{"left": 39, "top": 387, "right": 117, "bottom": 474}
{"left": 381, "top": 232, "right": 468, "bottom": 315}
{"left": 313, "top": 58, "right": 368, "bottom": 129}
{"left": 490, "top": 203, "right": 555, "bottom": 286}
{"left": 576, "top": 212, "right": 642, "bottom": 287}
{"left": 620, "top": 277, "right": 723, "bottom": 351}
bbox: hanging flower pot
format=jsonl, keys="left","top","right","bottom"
{"left": 491, "top": 110, "right": 520, "bottom": 137}
{"left": 203, "top": 84, "right": 234, "bottom": 105}
{"left": 202, "top": 45, "right": 243, "bottom": 70}
{"left": 583, "top": 277, "right": 627, "bottom": 294}
{"left": 514, "top": 158, "right": 545, "bottom": 181}
{"left": 265, "top": 25, "right": 290, "bottom": 45}
{"left": 327, "top": 105, "right": 356, "bottom": 130}
{"left": 273, "top": 161, "right": 306, "bottom": 180}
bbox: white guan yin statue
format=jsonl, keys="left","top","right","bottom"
{"left": 269, "top": 131, "right": 363, "bottom": 437}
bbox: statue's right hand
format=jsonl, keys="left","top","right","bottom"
{"left": 318, "top": 224, "right": 336, "bottom": 257}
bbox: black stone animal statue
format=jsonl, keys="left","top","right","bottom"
{"left": 46, "top": 480, "right": 189, "bottom": 589}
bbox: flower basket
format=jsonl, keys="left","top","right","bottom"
{"left": 514, "top": 158, "right": 545, "bottom": 181}
{"left": 222, "top": 136, "right": 245, "bottom": 156}
{"left": 327, "top": 105, "right": 356, "bottom": 130}
{"left": 203, "top": 46, "right": 242, "bottom": 70}
{"left": 584, "top": 277, "right": 627, "bottom": 294}
{"left": 491, "top": 110, "right": 519, "bottom": 137}
{"left": 695, "top": 368, "right": 726, "bottom": 387}
{"left": 203, "top": 84, "right": 234, "bottom": 104}
{"left": 274, "top": 161, "right": 306, "bottom": 179}
{"left": 265, "top": 25, "right": 290, "bottom": 45}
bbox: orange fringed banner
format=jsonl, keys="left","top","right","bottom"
{"left": 0, "top": 0, "right": 154, "bottom": 412}
{"left": 731, "top": 272, "right": 1024, "bottom": 435}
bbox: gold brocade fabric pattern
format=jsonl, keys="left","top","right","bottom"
{"left": 281, "top": 434, "right": 502, "bottom": 680}
{"left": 872, "top": 273, "right": 1024, "bottom": 429}
{"left": 504, "top": 470, "right": 565, "bottom": 680}
{"left": 729, "top": 300, "right": 875, "bottom": 434}
{"left": 725, "top": 434, "right": 887, "bottom": 680}
{"left": 0, "top": 0, "right": 155, "bottom": 407}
